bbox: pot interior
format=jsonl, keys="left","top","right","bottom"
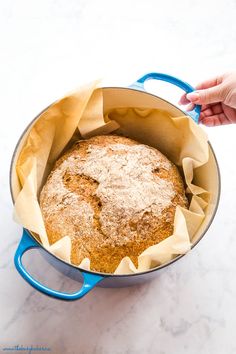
{"left": 10, "top": 87, "right": 220, "bottom": 273}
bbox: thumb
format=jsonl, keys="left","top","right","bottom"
{"left": 186, "top": 85, "right": 223, "bottom": 105}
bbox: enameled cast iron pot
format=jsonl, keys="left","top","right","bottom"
{"left": 10, "top": 73, "right": 221, "bottom": 301}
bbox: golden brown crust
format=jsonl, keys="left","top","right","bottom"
{"left": 39, "top": 135, "right": 188, "bottom": 273}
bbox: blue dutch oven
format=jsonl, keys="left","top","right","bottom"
{"left": 10, "top": 73, "right": 221, "bottom": 301}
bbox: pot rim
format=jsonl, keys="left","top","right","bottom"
{"left": 9, "top": 86, "right": 221, "bottom": 277}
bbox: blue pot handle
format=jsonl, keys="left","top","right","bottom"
{"left": 130, "top": 72, "right": 201, "bottom": 123}
{"left": 14, "top": 229, "right": 105, "bottom": 301}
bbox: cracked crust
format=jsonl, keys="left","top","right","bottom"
{"left": 39, "top": 135, "right": 188, "bottom": 273}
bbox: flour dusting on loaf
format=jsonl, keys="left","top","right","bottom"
{"left": 40, "top": 135, "right": 188, "bottom": 273}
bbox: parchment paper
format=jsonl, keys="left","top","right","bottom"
{"left": 13, "top": 81, "right": 209, "bottom": 274}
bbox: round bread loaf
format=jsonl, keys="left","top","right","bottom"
{"left": 39, "top": 135, "right": 188, "bottom": 273}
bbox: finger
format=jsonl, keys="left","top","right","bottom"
{"left": 196, "top": 105, "right": 211, "bottom": 122}
{"left": 179, "top": 75, "right": 223, "bottom": 106}
{"left": 200, "top": 107, "right": 214, "bottom": 118}
{"left": 179, "top": 93, "right": 213, "bottom": 106}
{"left": 201, "top": 104, "right": 223, "bottom": 118}
{"left": 178, "top": 93, "right": 189, "bottom": 105}
{"left": 201, "top": 117, "right": 216, "bottom": 126}
{"left": 186, "top": 84, "right": 224, "bottom": 105}
{"left": 182, "top": 102, "right": 213, "bottom": 112}
{"left": 181, "top": 102, "right": 211, "bottom": 113}
{"left": 201, "top": 113, "right": 230, "bottom": 126}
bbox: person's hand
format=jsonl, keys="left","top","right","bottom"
{"left": 179, "top": 72, "right": 236, "bottom": 126}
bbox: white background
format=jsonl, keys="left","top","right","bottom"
{"left": 1, "top": 1, "right": 236, "bottom": 353}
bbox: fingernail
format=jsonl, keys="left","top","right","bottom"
{"left": 186, "top": 92, "right": 199, "bottom": 103}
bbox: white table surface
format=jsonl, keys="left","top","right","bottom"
{"left": 1, "top": 1, "right": 236, "bottom": 353}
